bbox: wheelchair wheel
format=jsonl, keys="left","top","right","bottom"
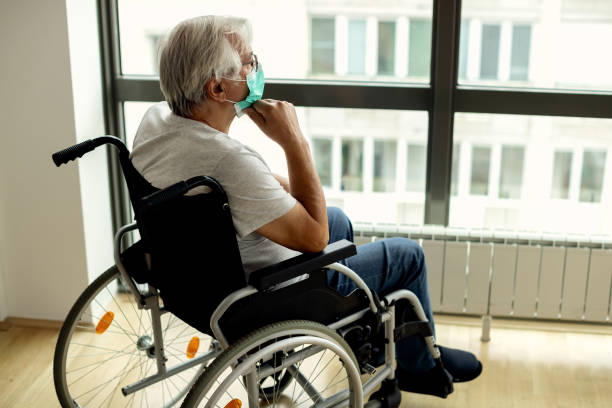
{"left": 183, "top": 320, "right": 363, "bottom": 408}
{"left": 53, "top": 265, "right": 216, "bottom": 407}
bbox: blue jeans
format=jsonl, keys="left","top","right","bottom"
{"left": 326, "top": 207, "right": 436, "bottom": 373}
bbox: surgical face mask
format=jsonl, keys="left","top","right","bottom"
{"left": 224, "top": 64, "right": 265, "bottom": 117}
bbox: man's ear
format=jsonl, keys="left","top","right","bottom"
{"left": 205, "top": 77, "right": 226, "bottom": 102}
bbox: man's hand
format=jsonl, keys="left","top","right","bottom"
{"left": 243, "top": 99, "right": 329, "bottom": 253}
{"left": 243, "top": 99, "right": 304, "bottom": 148}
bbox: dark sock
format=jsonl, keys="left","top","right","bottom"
{"left": 438, "top": 345, "right": 482, "bottom": 382}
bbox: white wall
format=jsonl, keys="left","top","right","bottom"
{"left": 0, "top": 0, "right": 112, "bottom": 322}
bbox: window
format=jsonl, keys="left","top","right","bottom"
{"left": 377, "top": 21, "right": 396, "bottom": 75}
{"left": 470, "top": 146, "right": 491, "bottom": 195}
{"left": 551, "top": 151, "right": 572, "bottom": 199}
{"left": 510, "top": 25, "right": 531, "bottom": 81}
{"left": 341, "top": 139, "right": 363, "bottom": 191}
{"left": 311, "top": 17, "right": 335, "bottom": 74}
{"left": 580, "top": 150, "right": 606, "bottom": 203}
{"left": 408, "top": 19, "right": 432, "bottom": 78}
{"left": 406, "top": 144, "right": 426, "bottom": 192}
{"left": 451, "top": 144, "right": 460, "bottom": 196}
{"left": 373, "top": 140, "right": 397, "bottom": 192}
{"left": 312, "top": 138, "right": 333, "bottom": 187}
{"left": 499, "top": 146, "right": 524, "bottom": 199}
{"left": 348, "top": 19, "right": 367, "bottom": 75}
{"left": 480, "top": 24, "right": 501, "bottom": 80}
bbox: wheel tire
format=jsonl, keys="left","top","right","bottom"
{"left": 183, "top": 320, "right": 363, "bottom": 408}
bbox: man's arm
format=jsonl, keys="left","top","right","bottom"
{"left": 244, "top": 100, "right": 328, "bottom": 253}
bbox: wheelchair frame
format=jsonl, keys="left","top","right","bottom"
{"left": 52, "top": 136, "right": 447, "bottom": 408}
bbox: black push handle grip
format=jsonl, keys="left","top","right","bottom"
{"left": 52, "top": 139, "right": 97, "bottom": 167}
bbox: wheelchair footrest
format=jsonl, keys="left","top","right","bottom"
{"left": 369, "top": 378, "right": 402, "bottom": 408}
{"left": 393, "top": 320, "right": 433, "bottom": 341}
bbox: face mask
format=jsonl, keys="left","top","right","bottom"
{"left": 224, "top": 64, "right": 265, "bottom": 117}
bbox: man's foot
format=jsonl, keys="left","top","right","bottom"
{"left": 438, "top": 345, "right": 482, "bottom": 382}
{"left": 395, "top": 346, "right": 481, "bottom": 397}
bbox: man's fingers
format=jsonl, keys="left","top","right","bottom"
{"left": 244, "top": 106, "right": 265, "bottom": 126}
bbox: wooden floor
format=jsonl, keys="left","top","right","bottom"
{"left": 1, "top": 317, "right": 611, "bottom": 408}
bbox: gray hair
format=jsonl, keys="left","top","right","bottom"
{"left": 158, "top": 16, "right": 252, "bottom": 117}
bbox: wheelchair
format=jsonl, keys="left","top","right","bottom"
{"left": 51, "top": 136, "right": 453, "bottom": 408}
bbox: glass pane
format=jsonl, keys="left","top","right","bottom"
{"left": 311, "top": 17, "right": 335, "bottom": 74}
{"left": 408, "top": 19, "right": 432, "bottom": 78}
{"left": 373, "top": 140, "right": 397, "bottom": 192}
{"left": 117, "top": 0, "right": 433, "bottom": 83}
{"left": 510, "top": 25, "right": 531, "bottom": 81}
{"left": 479, "top": 24, "right": 500, "bottom": 80}
{"left": 551, "top": 151, "right": 572, "bottom": 199}
{"left": 378, "top": 21, "right": 396, "bottom": 75}
{"left": 406, "top": 144, "right": 426, "bottom": 192}
{"left": 460, "top": 0, "right": 612, "bottom": 90}
{"left": 348, "top": 19, "right": 366, "bottom": 75}
{"left": 580, "top": 150, "right": 606, "bottom": 203}
{"left": 342, "top": 139, "right": 363, "bottom": 192}
{"left": 312, "top": 138, "right": 333, "bottom": 187}
{"left": 451, "top": 113, "right": 612, "bottom": 235}
{"left": 499, "top": 146, "right": 524, "bottom": 199}
{"left": 470, "top": 147, "right": 491, "bottom": 195}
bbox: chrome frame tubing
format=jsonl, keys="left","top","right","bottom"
{"left": 113, "top": 222, "right": 145, "bottom": 305}
{"left": 210, "top": 262, "right": 378, "bottom": 348}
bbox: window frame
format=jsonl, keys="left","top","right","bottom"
{"left": 99, "top": 0, "right": 612, "bottom": 233}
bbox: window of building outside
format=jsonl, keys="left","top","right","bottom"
{"left": 373, "top": 140, "right": 397, "bottom": 192}
{"left": 479, "top": 24, "right": 501, "bottom": 80}
{"left": 377, "top": 21, "right": 396, "bottom": 76}
{"left": 341, "top": 139, "right": 364, "bottom": 192}
{"left": 580, "top": 150, "right": 606, "bottom": 203}
{"left": 470, "top": 146, "right": 491, "bottom": 195}
{"left": 408, "top": 19, "right": 431, "bottom": 78}
{"left": 312, "top": 138, "right": 333, "bottom": 187}
{"left": 551, "top": 151, "right": 572, "bottom": 199}
{"left": 311, "top": 17, "right": 335, "bottom": 74}
{"left": 451, "top": 143, "right": 461, "bottom": 196}
{"left": 499, "top": 146, "right": 525, "bottom": 199}
{"left": 348, "top": 19, "right": 366, "bottom": 75}
{"left": 406, "top": 144, "right": 426, "bottom": 192}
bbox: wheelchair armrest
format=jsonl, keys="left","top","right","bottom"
{"left": 248, "top": 239, "right": 357, "bottom": 291}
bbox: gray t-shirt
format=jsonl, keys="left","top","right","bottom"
{"left": 130, "top": 102, "right": 299, "bottom": 277}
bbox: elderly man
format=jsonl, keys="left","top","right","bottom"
{"left": 131, "top": 15, "right": 481, "bottom": 397}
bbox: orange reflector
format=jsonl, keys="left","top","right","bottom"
{"left": 95, "top": 311, "right": 114, "bottom": 334}
{"left": 186, "top": 336, "right": 200, "bottom": 359}
{"left": 224, "top": 398, "right": 242, "bottom": 408}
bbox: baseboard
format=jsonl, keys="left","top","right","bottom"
{"left": 0, "top": 319, "right": 12, "bottom": 331}
{"left": 0, "top": 316, "right": 63, "bottom": 330}
{"left": 434, "top": 313, "right": 612, "bottom": 336}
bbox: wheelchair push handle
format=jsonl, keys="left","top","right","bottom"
{"left": 51, "top": 135, "right": 130, "bottom": 167}
{"left": 52, "top": 139, "right": 97, "bottom": 167}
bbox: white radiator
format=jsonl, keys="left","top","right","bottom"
{"left": 353, "top": 225, "right": 612, "bottom": 324}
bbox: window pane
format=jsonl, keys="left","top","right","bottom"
{"left": 510, "top": 25, "right": 531, "bottom": 80}
{"left": 580, "top": 150, "right": 606, "bottom": 203}
{"left": 311, "top": 17, "right": 335, "bottom": 74}
{"left": 461, "top": 0, "right": 612, "bottom": 90}
{"left": 312, "top": 138, "right": 332, "bottom": 187}
{"left": 470, "top": 147, "right": 491, "bottom": 195}
{"left": 377, "top": 21, "right": 396, "bottom": 75}
{"left": 458, "top": 20, "right": 470, "bottom": 80}
{"left": 408, "top": 19, "right": 431, "bottom": 78}
{"left": 451, "top": 143, "right": 460, "bottom": 195}
{"left": 341, "top": 139, "right": 363, "bottom": 191}
{"left": 406, "top": 144, "right": 426, "bottom": 192}
{"left": 348, "top": 19, "right": 366, "bottom": 75}
{"left": 117, "top": 0, "right": 433, "bottom": 83}
{"left": 451, "top": 114, "right": 612, "bottom": 234}
{"left": 551, "top": 151, "right": 572, "bottom": 199}
{"left": 480, "top": 24, "right": 500, "bottom": 80}
{"left": 373, "top": 140, "right": 397, "bottom": 192}
{"left": 499, "top": 146, "right": 525, "bottom": 199}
